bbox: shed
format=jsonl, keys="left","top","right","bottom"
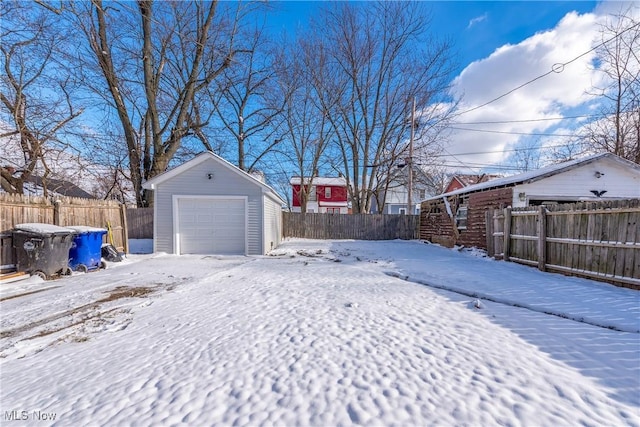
{"left": 142, "top": 152, "right": 285, "bottom": 255}
{"left": 420, "top": 153, "right": 640, "bottom": 248}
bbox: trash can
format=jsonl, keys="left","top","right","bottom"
{"left": 68, "top": 226, "right": 108, "bottom": 273}
{"left": 12, "top": 223, "right": 77, "bottom": 280}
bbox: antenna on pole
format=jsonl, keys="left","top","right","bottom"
{"left": 407, "top": 97, "right": 415, "bottom": 214}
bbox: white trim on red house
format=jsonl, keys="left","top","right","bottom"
{"left": 289, "top": 176, "right": 347, "bottom": 186}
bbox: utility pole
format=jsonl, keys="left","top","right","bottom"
{"left": 407, "top": 97, "right": 415, "bottom": 214}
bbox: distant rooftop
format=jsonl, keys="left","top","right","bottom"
{"left": 290, "top": 176, "right": 347, "bottom": 186}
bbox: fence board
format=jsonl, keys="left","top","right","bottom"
{"left": 497, "top": 200, "right": 640, "bottom": 289}
{"left": 127, "top": 207, "right": 154, "bottom": 239}
{"left": 283, "top": 212, "right": 419, "bottom": 240}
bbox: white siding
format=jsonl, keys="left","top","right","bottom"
{"left": 512, "top": 158, "right": 640, "bottom": 207}
{"left": 263, "top": 194, "right": 282, "bottom": 253}
{"left": 153, "top": 158, "right": 264, "bottom": 255}
{"left": 247, "top": 198, "right": 261, "bottom": 254}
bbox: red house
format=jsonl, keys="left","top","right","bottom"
{"left": 289, "top": 176, "right": 349, "bottom": 213}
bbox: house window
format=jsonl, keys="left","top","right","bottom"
{"left": 455, "top": 206, "right": 468, "bottom": 230}
{"left": 309, "top": 186, "right": 317, "bottom": 201}
{"left": 419, "top": 189, "right": 426, "bottom": 199}
{"left": 327, "top": 207, "right": 340, "bottom": 214}
{"left": 399, "top": 208, "right": 407, "bottom": 215}
{"left": 325, "top": 187, "right": 331, "bottom": 199}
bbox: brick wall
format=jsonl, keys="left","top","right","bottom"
{"left": 457, "top": 188, "right": 512, "bottom": 249}
{"left": 420, "top": 199, "right": 457, "bottom": 247}
{"left": 420, "top": 187, "right": 512, "bottom": 249}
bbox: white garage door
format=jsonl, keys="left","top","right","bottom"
{"left": 177, "top": 198, "right": 246, "bottom": 255}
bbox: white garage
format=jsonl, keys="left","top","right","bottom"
{"left": 142, "top": 152, "right": 285, "bottom": 256}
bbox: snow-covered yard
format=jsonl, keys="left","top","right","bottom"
{"left": 1, "top": 239, "right": 638, "bottom": 426}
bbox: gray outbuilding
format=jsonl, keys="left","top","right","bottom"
{"left": 142, "top": 151, "right": 284, "bottom": 255}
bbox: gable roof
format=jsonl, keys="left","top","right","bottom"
{"left": 25, "top": 175, "right": 96, "bottom": 199}
{"left": 424, "top": 152, "right": 640, "bottom": 201}
{"left": 142, "top": 151, "right": 286, "bottom": 204}
{"left": 449, "top": 174, "right": 502, "bottom": 188}
{"left": 290, "top": 176, "right": 347, "bottom": 186}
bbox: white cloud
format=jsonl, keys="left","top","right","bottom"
{"left": 467, "top": 13, "right": 488, "bottom": 29}
{"left": 446, "top": 9, "right": 611, "bottom": 172}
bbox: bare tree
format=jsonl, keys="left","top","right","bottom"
{"left": 1, "top": 1, "right": 83, "bottom": 194}
{"left": 310, "top": 2, "right": 456, "bottom": 213}
{"left": 210, "top": 25, "right": 282, "bottom": 172}
{"left": 67, "top": 0, "right": 244, "bottom": 206}
{"left": 581, "top": 8, "right": 640, "bottom": 163}
{"left": 270, "top": 33, "right": 338, "bottom": 213}
{"left": 508, "top": 138, "right": 544, "bottom": 172}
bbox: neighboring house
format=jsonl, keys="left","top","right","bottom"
{"left": 375, "top": 179, "right": 428, "bottom": 215}
{"left": 25, "top": 175, "right": 96, "bottom": 199}
{"left": 142, "top": 151, "right": 285, "bottom": 255}
{"left": 444, "top": 174, "right": 501, "bottom": 193}
{"left": 420, "top": 153, "right": 640, "bottom": 249}
{"left": 290, "top": 176, "right": 349, "bottom": 214}
{"left": 0, "top": 166, "right": 96, "bottom": 199}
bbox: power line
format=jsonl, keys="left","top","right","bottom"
{"left": 455, "top": 20, "right": 640, "bottom": 117}
{"left": 452, "top": 114, "right": 598, "bottom": 125}
{"left": 427, "top": 142, "right": 579, "bottom": 158}
{"left": 449, "top": 126, "right": 577, "bottom": 137}
{"left": 438, "top": 162, "right": 528, "bottom": 171}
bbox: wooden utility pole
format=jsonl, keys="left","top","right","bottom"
{"left": 407, "top": 97, "right": 415, "bottom": 214}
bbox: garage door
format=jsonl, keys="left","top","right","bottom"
{"left": 177, "top": 198, "right": 246, "bottom": 255}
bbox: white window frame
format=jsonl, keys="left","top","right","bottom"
{"left": 455, "top": 206, "right": 468, "bottom": 230}
{"left": 399, "top": 208, "right": 407, "bottom": 215}
{"left": 325, "top": 187, "right": 331, "bottom": 199}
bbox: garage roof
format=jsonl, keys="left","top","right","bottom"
{"left": 142, "top": 151, "right": 286, "bottom": 205}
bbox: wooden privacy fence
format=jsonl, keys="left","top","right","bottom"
{"left": 0, "top": 194, "right": 129, "bottom": 272}
{"left": 126, "top": 207, "right": 154, "bottom": 239}
{"left": 283, "top": 212, "right": 419, "bottom": 240}
{"left": 487, "top": 200, "right": 640, "bottom": 289}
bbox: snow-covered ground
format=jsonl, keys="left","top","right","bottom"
{"left": 1, "top": 239, "right": 638, "bottom": 426}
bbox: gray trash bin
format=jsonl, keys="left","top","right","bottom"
{"left": 12, "top": 223, "right": 76, "bottom": 280}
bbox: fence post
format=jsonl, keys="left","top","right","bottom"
{"left": 537, "top": 205, "right": 547, "bottom": 271}
{"left": 53, "top": 199, "right": 62, "bottom": 225}
{"left": 485, "top": 209, "right": 494, "bottom": 257}
{"left": 503, "top": 207, "right": 511, "bottom": 262}
{"left": 120, "top": 204, "right": 129, "bottom": 254}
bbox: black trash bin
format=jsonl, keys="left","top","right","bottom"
{"left": 12, "top": 223, "right": 77, "bottom": 280}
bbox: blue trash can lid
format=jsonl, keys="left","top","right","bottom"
{"left": 15, "top": 223, "right": 76, "bottom": 234}
{"left": 67, "top": 226, "right": 108, "bottom": 233}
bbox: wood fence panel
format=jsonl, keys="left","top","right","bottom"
{"left": 502, "top": 200, "right": 640, "bottom": 289}
{"left": 0, "top": 194, "right": 129, "bottom": 271}
{"left": 127, "top": 207, "right": 154, "bottom": 239}
{"left": 491, "top": 209, "right": 505, "bottom": 259}
{"left": 625, "top": 209, "right": 639, "bottom": 279}
{"left": 283, "top": 212, "right": 419, "bottom": 240}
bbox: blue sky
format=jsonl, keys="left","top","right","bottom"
{"left": 266, "top": 1, "right": 597, "bottom": 73}
{"left": 262, "top": 1, "right": 636, "bottom": 173}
